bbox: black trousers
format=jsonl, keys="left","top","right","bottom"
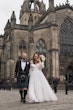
{"left": 54, "top": 86, "right": 57, "bottom": 93}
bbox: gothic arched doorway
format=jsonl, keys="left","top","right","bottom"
{"left": 66, "top": 66, "right": 73, "bottom": 83}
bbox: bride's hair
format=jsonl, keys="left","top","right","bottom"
{"left": 33, "top": 53, "right": 40, "bottom": 64}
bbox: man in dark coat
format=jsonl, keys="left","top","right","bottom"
{"left": 14, "top": 53, "right": 30, "bottom": 102}
{"left": 53, "top": 77, "right": 59, "bottom": 93}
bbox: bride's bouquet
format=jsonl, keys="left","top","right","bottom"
{"left": 39, "top": 54, "right": 45, "bottom": 62}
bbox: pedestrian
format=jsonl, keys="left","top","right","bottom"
{"left": 53, "top": 77, "right": 59, "bottom": 93}
{"left": 14, "top": 53, "right": 30, "bottom": 103}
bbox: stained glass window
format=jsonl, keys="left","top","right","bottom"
{"left": 19, "top": 40, "right": 26, "bottom": 55}
{"left": 60, "top": 18, "right": 73, "bottom": 56}
{"left": 36, "top": 39, "right": 47, "bottom": 67}
{"left": 36, "top": 39, "right": 46, "bottom": 56}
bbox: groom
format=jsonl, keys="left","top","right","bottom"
{"left": 14, "top": 53, "right": 30, "bottom": 103}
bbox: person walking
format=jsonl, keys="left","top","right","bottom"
{"left": 26, "top": 53, "right": 57, "bottom": 103}
{"left": 14, "top": 53, "right": 30, "bottom": 103}
{"left": 53, "top": 77, "right": 59, "bottom": 93}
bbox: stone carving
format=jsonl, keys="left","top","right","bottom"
{"left": 40, "top": 0, "right": 46, "bottom": 12}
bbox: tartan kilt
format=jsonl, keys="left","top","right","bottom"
{"left": 17, "top": 73, "right": 29, "bottom": 88}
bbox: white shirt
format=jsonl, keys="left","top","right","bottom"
{"left": 21, "top": 60, "right": 26, "bottom": 70}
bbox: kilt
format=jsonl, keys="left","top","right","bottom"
{"left": 17, "top": 73, "right": 29, "bottom": 88}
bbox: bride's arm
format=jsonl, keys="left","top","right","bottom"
{"left": 39, "top": 62, "right": 44, "bottom": 70}
{"left": 37, "top": 57, "right": 44, "bottom": 69}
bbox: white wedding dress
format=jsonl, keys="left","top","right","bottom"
{"left": 26, "top": 62, "right": 57, "bottom": 103}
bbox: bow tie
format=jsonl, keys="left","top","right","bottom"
{"left": 22, "top": 60, "right": 26, "bottom": 62}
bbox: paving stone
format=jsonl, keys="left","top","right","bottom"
{"left": 0, "top": 90, "right": 73, "bottom": 110}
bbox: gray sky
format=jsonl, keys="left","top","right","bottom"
{"left": 0, "top": 0, "right": 73, "bottom": 34}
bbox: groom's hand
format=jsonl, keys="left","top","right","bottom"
{"left": 14, "top": 78, "right": 17, "bottom": 82}
{"left": 30, "top": 60, "right": 33, "bottom": 64}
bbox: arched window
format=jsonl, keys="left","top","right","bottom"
{"left": 36, "top": 39, "right": 46, "bottom": 66}
{"left": 36, "top": 39, "right": 46, "bottom": 56}
{"left": 29, "top": 0, "right": 40, "bottom": 11}
{"left": 66, "top": 66, "right": 73, "bottom": 83}
{"left": 60, "top": 18, "right": 73, "bottom": 56}
{"left": 19, "top": 40, "right": 26, "bottom": 55}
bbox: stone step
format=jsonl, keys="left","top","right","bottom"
{"left": 50, "top": 82, "right": 65, "bottom": 90}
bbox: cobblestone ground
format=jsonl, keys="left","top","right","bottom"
{"left": 0, "top": 90, "right": 73, "bottom": 110}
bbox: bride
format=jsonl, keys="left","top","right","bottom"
{"left": 26, "top": 53, "right": 57, "bottom": 103}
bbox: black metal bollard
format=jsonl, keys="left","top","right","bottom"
{"left": 65, "top": 81, "right": 68, "bottom": 95}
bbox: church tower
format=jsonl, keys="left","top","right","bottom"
{"left": 49, "top": 0, "right": 54, "bottom": 10}
{"left": 20, "top": 0, "right": 46, "bottom": 25}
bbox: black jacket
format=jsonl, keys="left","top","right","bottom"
{"left": 15, "top": 60, "right": 30, "bottom": 78}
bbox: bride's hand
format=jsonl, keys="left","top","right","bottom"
{"left": 37, "top": 58, "right": 41, "bottom": 63}
{"left": 30, "top": 60, "right": 33, "bottom": 64}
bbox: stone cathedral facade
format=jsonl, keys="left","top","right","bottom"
{"left": 0, "top": 0, "right": 73, "bottom": 82}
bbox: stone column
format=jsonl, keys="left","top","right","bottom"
{"left": 29, "top": 43, "right": 35, "bottom": 59}
{"left": 0, "top": 52, "right": 6, "bottom": 79}
{"left": 0, "top": 50, "right": 2, "bottom": 78}
{"left": 51, "top": 50, "right": 59, "bottom": 78}
{"left": 52, "top": 51, "right": 56, "bottom": 77}
{"left": 6, "top": 59, "right": 15, "bottom": 79}
{"left": 28, "top": 19, "right": 35, "bottom": 59}
{"left": 49, "top": 0, "right": 54, "bottom": 10}
{"left": 49, "top": 23, "right": 59, "bottom": 78}
{"left": 1, "top": 60, "right": 6, "bottom": 79}
{"left": 55, "top": 51, "right": 59, "bottom": 78}
{"left": 6, "top": 60, "right": 10, "bottom": 78}
{"left": 9, "top": 59, "right": 15, "bottom": 78}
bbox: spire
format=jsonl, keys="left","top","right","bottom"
{"left": 66, "top": 0, "right": 70, "bottom": 4}
{"left": 10, "top": 11, "right": 16, "bottom": 27}
{"left": 40, "top": 0, "right": 46, "bottom": 12}
{"left": 11, "top": 11, "right": 16, "bottom": 22}
{"left": 41, "top": 0, "right": 44, "bottom": 3}
{"left": 4, "top": 19, "right": 11, "bottom": 31}
{"left": 49, "top": 0, "right": 54, "bottom": 11}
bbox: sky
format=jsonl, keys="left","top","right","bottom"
{"left": 0, "top": 0, "right": 73, "bottom": 34}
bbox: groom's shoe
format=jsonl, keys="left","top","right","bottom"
{"left": 22, "top": 99, "right": 26, "bottom": 103}
{"left": 20, "top": 98, "right": 24, "bottom": 102}
{"left": 19, "top": 90, "right": 24, "bottom": 102}
{"left": 23, "top": 90, "right": 27, "bottom": 103}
